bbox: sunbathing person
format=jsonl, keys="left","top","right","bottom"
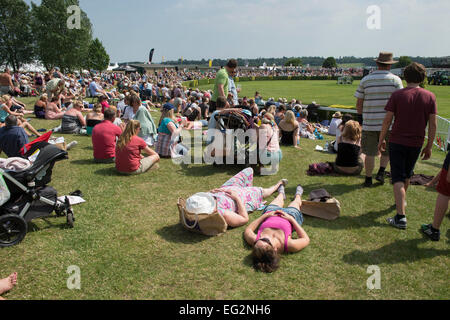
{"left": 0, "top": 272, "right": 18, "bottom": 300}
{"left": 1, "top": 95, "right": 41, "bottom": 137}
{"left": 186, "top": 168, "right": 288, "bottom": 228}
{"left": 45, "top": 96, "right": 65, "bottom": 120}
{"left": 244, "top": 185, "right": 310, "bottom": 273}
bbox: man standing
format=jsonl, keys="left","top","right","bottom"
{"left": 228, "top": 69, "right": 239, "bottom": 106}
{"left": 355, "top": 52, "right": 403, "bottom": 187}
{"left": 0, "top": 69, "right": 14, "bottom": 95}
{"left": 210, "top": 59, "right": 238, "bottom": 113}
{"left": 378, "top": 62, "right": 437, "bottom": 230}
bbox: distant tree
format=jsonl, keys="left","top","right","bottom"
{"left": 395, "top": 56, "right": 413, "bottom": 68}
{"left": 31, "top": 0, "right": 92, "bottom": 72}
{"left": 322, "top": 57, "right": 337, "bottom": 68}
{"left": 284, "top": 58, "right": 303, "bottom": 67}
{"left": 85, "top": 38, "right": 110, "bottom": 71}
{"left": 0, "top": 0, "right": 35, "bottom": 71}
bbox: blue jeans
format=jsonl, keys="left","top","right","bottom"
{"left": 262, "top": 205, "right": 304, "bottom": 226}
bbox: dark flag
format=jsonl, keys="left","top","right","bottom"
{"left": 149, "top": 48, "right": 155, "bottom": 64}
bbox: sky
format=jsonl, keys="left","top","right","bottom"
{"left": 25, "top": 0, "right": 450, "bottom": 63}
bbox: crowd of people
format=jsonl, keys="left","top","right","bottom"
{"left": 0, "top": 51, "right": 447, "bottom": 290}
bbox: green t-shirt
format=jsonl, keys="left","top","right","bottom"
{"left": 211, "top": 68, "right": 229, "bottom": 102}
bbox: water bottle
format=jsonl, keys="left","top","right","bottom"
{"left": 324, "top": 142, "right": 329, "bottom": 151}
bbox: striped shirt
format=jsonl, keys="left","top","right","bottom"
{"left": 355, "top": 70, "right": 403, "bottom": 131}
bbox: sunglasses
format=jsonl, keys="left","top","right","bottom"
{"left": 256, "top": 238, "right": 273, "bottom": 247}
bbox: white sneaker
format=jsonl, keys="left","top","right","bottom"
{"left": 66, "top": 141, "right": 78, "bottom": 150}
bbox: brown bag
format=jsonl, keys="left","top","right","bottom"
{"left": 177, "top": 198, "right": 228, "bottom": 236}
{"left": 301, "top": 198, "right": 341, "bottom": 221}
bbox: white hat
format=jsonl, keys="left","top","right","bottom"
{"left": 186, "top": 193, "right": 216, "bottom": 214}
{"left": 119, "top": 94, "right": 125, "bottom": 100}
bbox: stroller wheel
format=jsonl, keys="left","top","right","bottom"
{"left": 66, "top": 210, "right": 75, "bottom": 228}
{"left": 0, "top": 214, "right": 28, "bottom": 247}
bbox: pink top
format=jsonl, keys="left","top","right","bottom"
{"left": 256, "top": 213, "right": 292, "bottom": 253}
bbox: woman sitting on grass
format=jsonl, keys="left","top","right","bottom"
{"left": 186, "top": 168, "right": 288, "bottom": 228}
{"left": 130, "top": 94, "right": 158, "bottom": 146}
{"left": 278, "top": 110, "right": 300, "bottom": 149}
{"left": 86, "top": 104, "right": 104, "bottom": 135}
{"left": 0, "top": 95, "right": 41, "bottom": 137}
{"left": 115, "top": 120, "right": 160, "bottom": 175}
{"left": 330, "top": 120, "right": 365, "bottom": 176}
{"left": 34, "top": 94, "right": 48, "bottom": 119}
{"left": 61, "top": 100, "right": 86, "bottom": 134}
{"left": 244, "top": 185, "right": 310, "bottom": 273}
{"left": 45, "top": 96, "right": 65, "bottom": 120}
{"left": 155, "top": 103, "right": 186, "bottom": 158}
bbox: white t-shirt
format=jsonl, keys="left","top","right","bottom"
{"left": 328, "top": 118, "right": 342, "bottom": 136}
{"left": 334, "top": 128, "right": 342, "bottom": 152}
{"left": 123, "top": 107, "right": 135, "bottom": 121}
{"left": 117, "top": 100, "right": 126, "bottom": 114}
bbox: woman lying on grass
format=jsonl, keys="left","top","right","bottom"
{"left": 186, "top": 168, "right": 288, "bottom": 228}
{"left": 244, "top": 185, "right": 310, "bottom": 273}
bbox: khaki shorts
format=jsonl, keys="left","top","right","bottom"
{"left": 361, "top": 131, "right": 390, "bottom": 157}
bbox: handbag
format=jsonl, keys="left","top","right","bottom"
{"left": 301, "top": 198, "right": 341, "bottom": 221}
{"left": 177, "top": 198, "right": 228, "bottom": 236}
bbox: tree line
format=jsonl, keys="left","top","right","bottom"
{"left": 163, "top": 56, "right": 437, "bottom": 68}
{"left": 0, "top": 0, "right": 110, "bottom": 73}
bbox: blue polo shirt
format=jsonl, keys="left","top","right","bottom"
{"left": 0, "top": 126, "right": 29, "bottom": 157}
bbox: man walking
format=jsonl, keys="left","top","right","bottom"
{"left": 355, "top": 52, "right": 403, "bottom": 187}
{"left": 210, "top": 59, "right": 238, "bottom": 113}
{"left": 378, "top": 62, "right": 437, "bottom": 230}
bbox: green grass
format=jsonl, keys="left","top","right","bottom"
{"left": 0, "top": 95, "right": 449, "bottom": 300}
{"left": 198, "top": 80, "right": 450, "bottom": 119}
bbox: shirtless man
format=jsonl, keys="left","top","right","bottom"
{"left": 0, "top": 69, "right": 14, "bottom": 95}
{"left": 0, "top": 272, "right": 18, "bottom": 300}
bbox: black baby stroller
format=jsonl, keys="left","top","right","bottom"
{"left": 0, "top": 143, "right": 76, "bottom": 247}
{"left": 212, "top": 108, "right": 259, "bottom": 167}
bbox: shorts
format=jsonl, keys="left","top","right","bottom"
{"left": 331, "top": 160, "right": 363, "bottom": 176}
{"left": 262, "top": 205, "right": 304, "bottom": 226}
{"left": 0, "top": 86, "right": 11, "bottom": 95}
{"left": 362, "top": 130, "right": 390, "bottom": 157}
{"left": 389, "top": 142, "right": 421, "bottom": 184}
{"left": 437, "top": 169, "right": 450, "bottom": 197}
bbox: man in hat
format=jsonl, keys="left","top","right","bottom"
{"left": 328, "top": 112, "right": 342, "bottom": 136}
{"left": 354, "top": 52, "right": 403, "bottom": 187}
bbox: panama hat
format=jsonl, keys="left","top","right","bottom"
{"left": 332, "top": 112, "right": 342, "bottom": 118}
{"left": 374, "top": 52, "right": 398, "bottom": 65}
{"left": 186, "top": 193, "right": 216, "bottom": 214}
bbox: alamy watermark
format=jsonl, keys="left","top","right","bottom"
{"left": 366, "top": 265, "right": 381, "bottom": 290}
{"left": 170, "top": 128, "right": 281, "bottom": 176}
{"left": 367, "top": 5, "right": 381, "bottom": 30}
{"left": 67, "top": 5, "right": 81, "bottom": 30}
{"left": 67, "top": 265, "right": 81, "bottom": 290}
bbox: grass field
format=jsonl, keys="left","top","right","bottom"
{"left": 0, "top": 88, "right": 449, "bottom": 300}
{"left": 198, "top": 80, "right": 450, "bottom": 119}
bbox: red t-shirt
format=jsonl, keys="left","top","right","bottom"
{"left": 92, "top": 120, "right": 122, "bottom": 160}
{"left": 101, "top": 101, "right": 110, "bottom": 113}
{"left": 385, "top": 87, "right": 437, "bottom": 147}
{"left": 115, "top": 135, "right": 147, "bottom": 173}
